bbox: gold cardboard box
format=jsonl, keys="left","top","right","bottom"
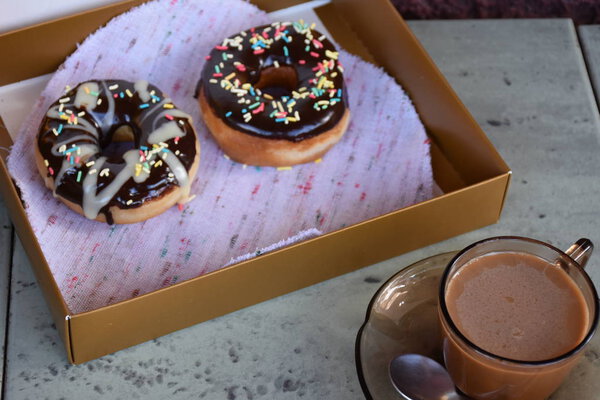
{"left": 0, "top": 0, "right": 510, "bottom": 364}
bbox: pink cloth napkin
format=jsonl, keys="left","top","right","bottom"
{"left": 7, "top": 0, "right": 433, "bottom": 314}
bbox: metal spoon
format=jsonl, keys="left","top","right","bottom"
{"left": 389, "top": 354, "right": 467, "bottom": 400}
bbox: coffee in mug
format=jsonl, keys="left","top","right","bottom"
{"left": 438, "top": 237, "right": 598, "bottom": 400}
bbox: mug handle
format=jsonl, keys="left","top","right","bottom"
{"left": 565, "top": 238, "right": 594, "bottom": 269}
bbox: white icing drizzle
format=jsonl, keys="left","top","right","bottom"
{"left": 100, "top": 81, "right": 116, "bottom": 133}
{"left": 80, "top": 144, "right": 191, "bottom": 220}
{"left": 50, "top": 136, "right": 98, "bottom": 156}
{"left": 132, "top": 166, "right": 150, "bottom": 184}
{"left": 148, "top": 121, "right": 185, "bottom": 143}
{"left": 138, "top": 98, "right": 192, "bottom": 129}
{"left": 139, "top": 98, "right": 170, "bottom": 125}
{"left": 53, "top": 158, "right": 71, "bottom": 196}
{"left": 74, "top": 82, "right": 100, "bottom": 110}
{"left": 82, "top": 151, "right": 141, "bottom": 219}
{"left": 161, "top": 151, "right": 191, "bottom": 201}
{"left": 43, "top": 80, "right": 195, "bottom": 221}
{"left": 134, "top": 80, "right": 151, "bottom": 102}
{"left": 152, "top": 108, "right": 191, "bottom": 130}
{"left": 147, "top": 122, "right": 192, "bottom": 205}
{"left": 52, "top": 143, "right": 98, "bottom": 195}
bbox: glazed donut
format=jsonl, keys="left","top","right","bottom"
{"left": 35, "top": 79, "right": 200, "bottom": 224}
{"left": 198, "top": 21, "right": 350, "bottom": 167}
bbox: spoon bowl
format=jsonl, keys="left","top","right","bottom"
{"left": 389, "top": 354, "right": 466, "bottom": 400}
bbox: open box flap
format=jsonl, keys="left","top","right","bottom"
{"left": 333, "top": 0, "right": 510, "bottom": 186}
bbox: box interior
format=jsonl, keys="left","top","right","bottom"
{"left": 0, "top": 0, "right": 510, "bottom": 363}
{"left": 0, "top": 0, "right": 501, "bottom": 191}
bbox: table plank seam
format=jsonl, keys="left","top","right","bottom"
{"left": 575, "top": 25, "right": 600, "bottom": 118}
{"left": 1, "top": 226, "right": 14, "bottom": 399}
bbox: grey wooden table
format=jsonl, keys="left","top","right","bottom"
{"left": 1, "top": 19, "right": 600, "bottom": 399}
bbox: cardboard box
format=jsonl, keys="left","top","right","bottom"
{"left": 0, "top": 0, "right": 510, "bottom": 364}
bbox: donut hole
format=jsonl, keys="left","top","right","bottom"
{"left": 101, "top": 125, "right": 137, "bottom": 161}
{"left": 254, "top": 66, "right": 298, "bottom": 97}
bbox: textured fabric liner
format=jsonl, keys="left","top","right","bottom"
{"left": 7, "top": 0, "right": 434, "bottom": 314}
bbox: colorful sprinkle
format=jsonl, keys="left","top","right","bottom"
{"left": 325, "top": 50, "right": 339, "bottom": 59}
{"left": 203, "top": 20, "right": 345, "bottom": 129}
{"left": 252, "top": 103, "right": 265, "bottom": 114}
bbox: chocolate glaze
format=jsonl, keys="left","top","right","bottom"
{"left": 200, "top": 22, "right": 348, "bottom": 142}
{"left": 37, "top": 79, "right": 197, "bottom": 224}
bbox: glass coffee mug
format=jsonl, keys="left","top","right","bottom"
{"left": 438, "top": 237, "right": 599, "bottom": 400}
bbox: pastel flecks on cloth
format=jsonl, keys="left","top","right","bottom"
{"left": 7, "top": 0, "right": 434, "bottom": 314}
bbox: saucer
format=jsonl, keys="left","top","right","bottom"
{"left": 355, "top": 251, "right": 457, "bottom": 399}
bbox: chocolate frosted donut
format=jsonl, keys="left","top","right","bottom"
{"left": 35, "top": 79, "right": 200, "bottom": 224}
{"left": 198, "top": 21, "right": 350, "bottom": 166}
